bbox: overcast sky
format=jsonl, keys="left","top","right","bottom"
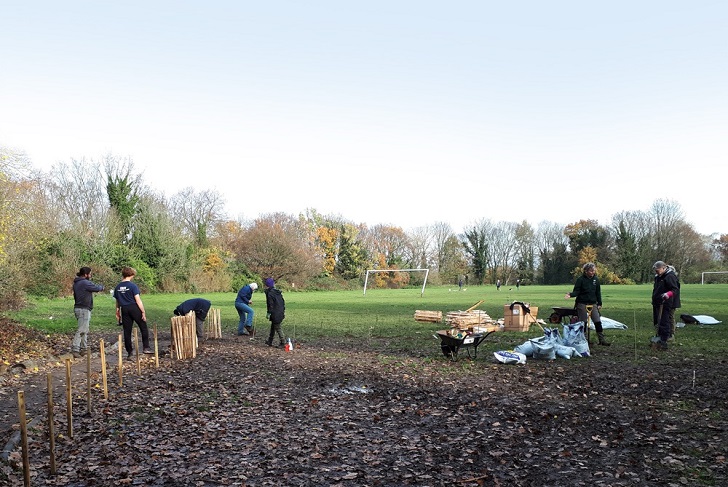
{"left": 2, "top": 1, "right": 726, "bottom": 235}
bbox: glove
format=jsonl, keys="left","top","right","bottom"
{"left": 661, "top": 292, "right": 671, "bottom": 301}
{"left": 266, "top": 313, "right": 271, "bottom": 320}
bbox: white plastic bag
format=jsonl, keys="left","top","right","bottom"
{"left": 494, "top": 350, "right": 527, "bottom": 365}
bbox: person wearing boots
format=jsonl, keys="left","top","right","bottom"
{"left": 565, "top": 262, "right": 610, "bottom": 346}
{"left": 263, "top": 278, "right": 286, "bottom": 347}
{"left": 652, "top": 261, "right": 680, "bottom": 350}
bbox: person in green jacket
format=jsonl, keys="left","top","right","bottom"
{"left": 564, "top": 262, "right": 610, "bottom": 346}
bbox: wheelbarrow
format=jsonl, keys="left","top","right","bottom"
{"left": 434, "top": 329, "right": 494, "bottom": 361}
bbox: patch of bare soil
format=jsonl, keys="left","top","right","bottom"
{"left": 1, "top": 320, "right": 727, "bottom": 486}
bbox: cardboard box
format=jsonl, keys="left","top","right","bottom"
{"left": 503, "top": 304, "right": 538, "bottom": 332}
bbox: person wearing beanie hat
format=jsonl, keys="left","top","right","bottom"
{"left": 235, "top": 282, "right": 258, "bottom": 335}
{"left": 264, "top": 278, "right": 286, "bottom": 347}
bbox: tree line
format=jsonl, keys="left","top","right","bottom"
{"left": 1, "top": 147, "right": 727, "bottom": 309}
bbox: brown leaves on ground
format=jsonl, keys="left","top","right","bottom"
{"left": 1, "top": 327, "right": 727, "bottom": 486}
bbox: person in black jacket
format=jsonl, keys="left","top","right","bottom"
{"left": 263, "top": 278, "right": 286, "bottom": 347}
{"left": 174, "top": 298, "right": 211, "bottom": 341}
{"left": 652, "top": 261, "right": 680, "bottom": 350}
{"left": 565, "top": 262, "right": 610, "bottom": 346}
{"left": 71, "top": 266, "right": 105, "bottom": 358}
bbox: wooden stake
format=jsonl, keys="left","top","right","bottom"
{"left": 86, "top": 351, "right": 92, "bottom": 414}
{"left": 118, "top": 333, "right": 123, "bottom": 387}
{"left": 47, "top": 373, "right": 56, "bottom": 475}
{"left": 134, "top": 327, "right": 140, "bottom": 375}
{"left": 100, "top": 339, "right": 108, "bottom": 400}
{"left": 17, "top": 391, "right": 30, "bottom": 487}
{"left": 154, "top": 322, "right": 159, "bottom": 368}
{"left": 65, "top": 358, "right": 73, "bottom": 439}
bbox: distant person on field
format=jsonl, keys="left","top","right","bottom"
{"left": 458, "top": 276, "right": 463, "bottom": 291}
{"left": 496, "top": 279, "right": 501, "bottom": 291}
{"left": 174, "top": 297, "right": 212, "bottom": 341}
{"left": 235, "top": 282, "right": 258, "bottom": 335}
{"left": 71, "top": 266, "right": 104, "bottom": 358}
{"left": 263, "top": 278, "right": 286, "bottom": 347}
{"left": 114, "top": 266, "right": 152, "bottom": 361}
{"left": 516, "top": 279, "right": 520, "bottom": 290}
{"left": 656, "top": 263, "right": 681, "bottom": 341}
{"left": 565, "top": 262, "right": 610, "bottom": 346}
{"left": 651, "top": 261, "right": 680, "bottom": 350}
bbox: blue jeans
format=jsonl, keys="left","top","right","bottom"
{"left": 235, "top": 301, "right": 254, "bottom": 333}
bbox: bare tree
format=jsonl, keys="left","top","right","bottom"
{"left": 170, "top": 187, "right": 226, "bottom": 247}
{"left": 431, "top": 222, "right": 454, "bottom": 272}
{"left": 47, "top": 158, "right": 108, "bottom": 237}
{"left": 405, "top": 226, "right": 433, "bottom": 269}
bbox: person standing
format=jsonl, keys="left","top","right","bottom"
{"left": 516, "top": 279, "right": 521, "bottom": 290}
{"left": 114, "top": 267, "right": 152, "bottom": 361}
{"left": 652, "top": 261, "right": 680, "bottom": 350}
{"left": 174, "top": 297, "right": 212, "bottom": 341}
{"left": 661, "top": 264, "right": 681, "bottom": 341}
{"left": 235, "top": 282, "right": 258, "bottom": 335}
{"left": 71, "top": 267, "right": 105, "bottom": 358}
{"left": 263, "top": 278, "right": 286, "bottom": 347}
{"left": 496, "top": 279, "right": 501, "bottom": 291}
{"left": 565, "top": 262, "right": 610, "bottom": 346}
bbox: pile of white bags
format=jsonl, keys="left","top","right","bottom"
{"left": 513, "top": 322, "right": 591, "bottom": 361}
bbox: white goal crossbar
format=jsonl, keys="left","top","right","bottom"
{"left": 701, "top": 271, "right": 728, "bottom": 284}
{"left": 363, "top": 268, "right": 430, "bottom": 296}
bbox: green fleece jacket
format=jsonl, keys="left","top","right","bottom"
{"left": 569, "top": 273, "right": 602, "bottom": 306}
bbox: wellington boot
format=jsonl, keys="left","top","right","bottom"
{"left": 597, "top": 332, "right": 611, "bottom": 346}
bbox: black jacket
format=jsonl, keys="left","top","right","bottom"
{"left": 570, "top": 273, "right": 601, "bottom": 306}
{"left": 653, "top": 268, "right": 680, "bottom": 307}
{"left": 265, "top": 288, "right": 285, "bottom": 323}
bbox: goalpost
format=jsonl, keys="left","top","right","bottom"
{"left": 701, "top": 271, "right": 728, "bottom": 284}
{"left": 363, "top": 268, "right": 430, "bottom": 296}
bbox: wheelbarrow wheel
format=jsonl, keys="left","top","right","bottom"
{"left": 441, "top": 344, "right": 457, "bottom": 360}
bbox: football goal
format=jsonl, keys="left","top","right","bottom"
{"left": 363, "top": 268, "right": 430, "bottom": 296}
{"left": 701, "top": 271, "right": 728, "bottom": 284}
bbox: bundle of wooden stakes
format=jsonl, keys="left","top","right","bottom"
{"left": 446, "top": 310, "right": 493, "bottom": 330}
{"left": 205, "top": 307, "right": 222, "bottom": 339}
{"left": 171, "top": 311, "right": 197, "bottom": 360}
{"left": 414, "top": 310, "right": 443, "bottom": 323}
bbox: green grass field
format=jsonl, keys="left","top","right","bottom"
{"left": 7, "top": 284, "right": 727, "bottom": 359}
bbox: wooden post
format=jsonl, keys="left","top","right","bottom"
{"left": 118, "top": 333, "right": 123, "bottom": 387}
{"left": 100, "top": 339, "right": 108, "bottom": 400}
{"left": 47, "top": 373, "right": 56, "bottom": 475}
{"left": 154, "top": 322, "right": 159, "bottom": 368}
{"left": 17, "top": 391, "right": 31, "bottom": 487}
{"left": 134, "top": 327, "right": 140, "bottom": 375}
{"left": 86, "top": 350, "right": 92, "bottom": 414}
{"left": 65, "top": 359, "right": 73, "bottom": 439}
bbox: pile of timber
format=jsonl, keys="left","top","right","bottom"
{"left": 446, "top": 310, "right": 494, "bottom": 330}
{"left": 414, "top": 310, "right": 443, "bottom": 323}
{"left": 205, "top": 307, "right": 222, "bottom": 339}
{"left": 171, "top": 311, "right": 197, "bottom": 360}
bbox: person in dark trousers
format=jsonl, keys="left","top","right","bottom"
{"left": 174, "top": 298, "right": 212, "bottom": 341}
{"left": 114, "top": 266, "right": 152, "bottom": 360}
{"left": 565, "top": 262, "right": 610, "bottom": 346}
{"left": 235, "top": 282, "right": 258, "bottom": 335}
{"left": 652, "top": 261, "right": 680, "bottom": 350}
{"left": 660, "top": 264, "right": 681, "bottom": 341}
{"left": 71, "top": 266, "right": 105, "bottom": 358}
{"left": 496, "top": 279, "right": 501, "bottom": 291}
{"left": 263, "top": 278, "right": 286, "bottom": 347}
{"left": 516, "top": 279, "right": 520, "bottom": 290}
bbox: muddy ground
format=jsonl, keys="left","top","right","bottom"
{"left": 1, "top": 319, "right": 726, "bottom": 486}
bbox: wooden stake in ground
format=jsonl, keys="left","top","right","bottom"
{"left": 17, "top": 391, "right": 30, "bottom": 487}
{"left": 100, "top": 339, "right": 108, "bottom": 400}
{"left": 47, "top": 373, "right": 56, "bottom": 475}
{"left": 118, "top": 333, "right": 123, "bottom": 387}
{"left": 154, "top": 322, "right": 159, "bottom": 368}
{"left": 65, "top": 358, "right": 73, "bottom": 439}
{"left": 86, "top": 351, "right": 92, "bottom": 414}
{"left": 134, "top": 327, "right": 141, "bottom": 375}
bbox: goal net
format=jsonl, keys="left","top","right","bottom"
{"left": 701, "top": 271, "right": 728, "bottom": 284}
{"left": 363, "top": 268, "right": 430, "bottom": 296}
